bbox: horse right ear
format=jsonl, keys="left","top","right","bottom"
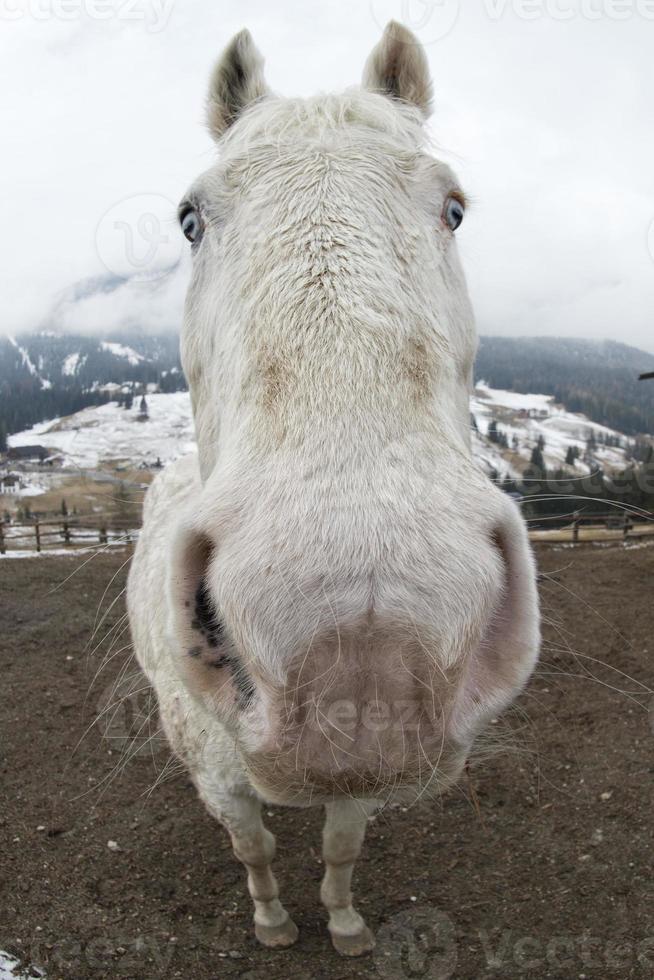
{"left": 362, "top": 21, "right": 433, "bottom": 118}
{"left": 207, "top": 29, "right": 269, "bottom": 140}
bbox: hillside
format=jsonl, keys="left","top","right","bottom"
{"left": 0, "top": 332, "right": 184, "bottom": 440}
{"left": 2, "top": 333, "right": 653, "bottom": 454}
{"left": 7, "top": 392, "right": 195, "bottom": 472}
{"left": 476, "top": 336, "right": 654, "bottom": 436}
{"left": 470, "top": 384, "right": 633, "bottom": 479}
{"left": 6, "top": 385, "right": 640, "bottom": 487}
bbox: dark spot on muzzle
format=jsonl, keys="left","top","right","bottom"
{"left": 228, "top": 659, "right": 256, "bottom": 709}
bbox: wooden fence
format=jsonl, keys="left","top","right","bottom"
{"left": 528, "top": 511, "right": 654, "bottom": 545}
{"left": 0, "top": 517, "right": 138, "bottom": 555}
{"left": 1, "top": 511, "right": 653, "bottom": 555}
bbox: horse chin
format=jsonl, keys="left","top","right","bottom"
{"left": 243, "top": 747, "right": 469, "bottom": 810}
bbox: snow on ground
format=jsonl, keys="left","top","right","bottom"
{"left": 16, "top": 476, "right": 52, "bottom": 497}
{"left": 62, "top": 352, "right": 84, "bottom": 376}
{"left": 6, "top": 387, "right": 635, "bottom": 480}
{"left": 471, "top": 384, "right": 633, "bottom": 476}
{"left": 1, "top": 542, "right": 129, "bottom": 559}
{"left": 474, "top": 383, "right": 554, "bottom": 415}
{"left": 471, "top": 428, "right": 522, "bottom": 479}
{"left": 8, "top": 392, "right": 196, "bottom": 469}
{"left": 0, "top": 951, "right": 44, "bottom": 979}
{"left": 100, "top": 341, "right": 144, "bottom": 365}
{"left": 7, "top": 336, "right": 37, "bottom": 377}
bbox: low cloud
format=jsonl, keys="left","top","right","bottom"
{"left": 1, "top": 3, "right": 653, "bottom": 351}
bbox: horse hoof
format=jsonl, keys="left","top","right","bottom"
{"left": 330, "top": 925, "right": 375, "bottom": 957}
{"left": 255, "top": 916, "right": 299, "bottom": 949}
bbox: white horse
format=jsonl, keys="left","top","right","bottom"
{"left": 128, "top": 22, "right": 540, "bottom": 958}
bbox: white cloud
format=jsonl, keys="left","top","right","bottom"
{"left": 1, "top": 1, "right": 653, "bottom": 350}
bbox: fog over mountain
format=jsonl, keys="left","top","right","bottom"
{"left": 2, "top": 5, "right": 654, "bottom": 350}
{"left": 47, "top": 270, "right": 187, "bottom": 337}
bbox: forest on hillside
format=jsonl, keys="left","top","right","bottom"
{"left": 2, "top": 332, "right": 654, "bottom": 445}
{"left": 0, "top": 333, "right": 185, "bottom": 439}
{"left": 476, "top": 336, "right": 654, "bottom": 436}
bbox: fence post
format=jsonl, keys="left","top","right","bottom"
{"left": 63, "top": 521, "right": 71, "bottom": 545}
{"left": 572, "top": 511, "right": 580, "bottom": 545}
{"left": 99, "top": 526, "right": 108, "bottom": 545}
{"left": 0, "top": 524, "right": 5, "bottom": 555}
{"left": 34, "top": 521, "right": 41, "bottom": 553}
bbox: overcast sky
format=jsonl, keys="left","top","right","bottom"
{"left": 1, "top": 0, "right": 653, "bottom": 350}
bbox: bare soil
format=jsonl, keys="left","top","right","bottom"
{"left": 1, "top": 543, "right": 653, "bottom": 980}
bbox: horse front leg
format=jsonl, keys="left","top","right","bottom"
{"left": 197, "top": 781, "right": 299, "bottom": 949}
{"left": 320, "top": 797, "right": 378, "bottom": 956}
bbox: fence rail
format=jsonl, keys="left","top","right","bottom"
{"left": 0, "top": 517, "right": 138, "bottom": 554}
{"left": 1, "top": 512, "right": 653, "bottom": 555}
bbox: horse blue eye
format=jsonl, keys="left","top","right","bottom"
{"left": 181, "top": 207, "right": 204, "bottom": 244}
{"left": 443, "top": 196, "right": 464, "bottom": 232}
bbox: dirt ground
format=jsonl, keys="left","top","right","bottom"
{"left": 1, "top": 543, "right": 653, "bottom": 980}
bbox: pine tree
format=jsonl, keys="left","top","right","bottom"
{"left": 61, "top": 499, "right": 68, "bottom": 517}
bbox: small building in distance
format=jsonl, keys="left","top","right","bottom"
{"left": 0, "top": 472, "right": 24, "bottom": 494}
{"left": 7, "top": 445, "right": 50, "bottom": 463}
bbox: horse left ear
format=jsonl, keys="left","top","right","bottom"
{"left": 362, "top": 21, "right": 433, "bottom": 118}
{"left": 207, "top": 29, "right": 269, "bottom": 140}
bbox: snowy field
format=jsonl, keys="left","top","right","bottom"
{"left": 6, "top": 386, "right": 634, "bottom": 480}
{"left": 471, "top": 383, "right": 632, "bottom": 476}
{"left": 0, "top": 950, "right": 44, "bottom": 979}
{"left": 7, "top": 392, "right": 195, "bottom": 470}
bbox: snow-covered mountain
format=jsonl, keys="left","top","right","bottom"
{"left": 1, "top": 332, "right": 180, "bottom": 389}
{"left": 7, "top": 386, "right": 640, "bottom": 479}
{"left": 0, "top": 331, "right": 185, "bottom": 440}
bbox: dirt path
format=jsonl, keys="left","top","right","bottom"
{"left": 1, "top": 544, "right": 653, "bottom": 979}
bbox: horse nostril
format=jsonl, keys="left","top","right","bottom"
{"left": 190, "top": 576, "right": 256, "bottom": 709}
{"left": 193, "top": 578, "right": 224, "bottom": 648}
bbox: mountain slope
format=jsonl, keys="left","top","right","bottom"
{"left": 2, "top": 332, "right": 654, "bottom": 444}
{"left": 0, "top": 332, "right": 184, "bottom": 436}
{"left": 8, "top": 386, "right": 640, "bottom": 480}
{"left": 476, "top": 336, "right": 654, "bottom": 436}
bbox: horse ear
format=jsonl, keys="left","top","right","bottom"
{"left": 362, "top": 21, "right": 433, "bottom": 118}
{"left": 207, "top": 29, "right": 269, "bottom": 140}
